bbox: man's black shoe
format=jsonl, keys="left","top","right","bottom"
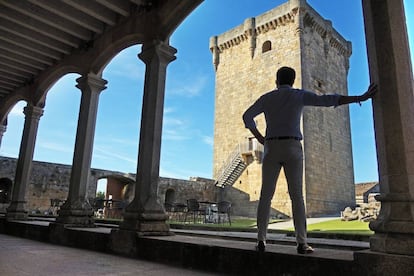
{"left": 256, "top": 241, "right": 265, "bottom": 252}
{"left": 297, "top": 244, "right": 314, "bottom": 254}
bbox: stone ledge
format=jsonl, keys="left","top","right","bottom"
{"left": 1, "top": 218, "right": 412, "bottom": 275}
{"left": 354, "top": 250, "right": 414, "bottom": 276}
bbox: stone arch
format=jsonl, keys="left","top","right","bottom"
{"left": 165, "top": 188, "right": 176, "bottom": 204}
{"left": 96, "top": 174, "right": 135, "bottom": 202}
{"left": 0, "top": 97, "right": 29, "bottom": 125}
{"left": 34, "top": 37, "right": 145, "bottom": 108}
{"left": 0, "top": 177, "right": 12, "bottom": 203}
{"left": 262, "top": 40, "right": 272, "bottom": 53}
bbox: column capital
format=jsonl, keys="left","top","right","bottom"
{"left": 0, "top": 123, "right": 6, "bottom": 134}
{"left": 138, "top": 40, "right": 177, "bottom": 66}
{"left": 76, "top": 73, "right": 107, "bottom": 93}
{"left": 23, "top": 104, "right": 44, "bottom": 120}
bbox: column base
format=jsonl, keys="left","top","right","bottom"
{"left": 56, "top": 204, "right": 95, "bottom": 227}
{"left": 109, "top": 229, "right": 139, "bottom": 257}
{"left": 369, "top": 218, "right": 414, "bottom": 255}
{"left": 354, "top": 249, "right": 414, "bottom": 276}
{"left": 369, "top": 232, "right": 414, "bottom": 256}
{"left": 120, "top": 210, "right": 171, "bottom": 236}
{"left": 6, "top": 201, "right": 28, "bottom": 220}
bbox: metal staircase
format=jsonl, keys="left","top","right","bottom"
{"left": 215, "top": 148, "right": 247, "bottom": 188}
{"left": 215, "top": 140, "right": 263, "bottom": 188}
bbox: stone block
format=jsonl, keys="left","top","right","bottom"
{"left": 354, "top": 249, "right": 414, "bottom": 276}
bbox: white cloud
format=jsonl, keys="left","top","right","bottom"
{"left": 162, "top": 129, "right": 190, "bottom": 141}
{"left": 201, "top": 135, "right": 214, "bottom": 146}
{"left": 168, "top": 75, "right": 207, "bottom": 97}
{"left": 8, "top": 101, "right": 26, "bottom": 118}
{"left": 104, "top": 45, "right": 145, "bottom": 81}
{"left": 97, "top": 136, "right": 137, "bottom": 147}
{"left": 162, "top": 111, "right": 192, "bottom": 141}
{"left": 38, "top": 141, "right": 74, "bottom": 153}
{"left": 163, "top": 107, "right": 175, "bottom": 114}
{"left": 159, "top": 167, "right": 189, "bottom": 179}
{"left": 94, "top": 146, "right": 136, "bottom": 164}
{"left": 105, "top": 62, "right": 145, "bottom": 81}
{"left": 163, "top": 117, "right": 185, "bottom": 127}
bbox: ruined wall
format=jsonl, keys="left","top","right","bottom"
{"left": 158, "top": 177, "right": 216, "bottom": 206}
{"left": 0, "top": 156, "right": 217, "bottom": 214}
{"left": 0, "top": 156, "right": 113, "bottom": 213}
{"left": 211, "top": 0, "right": 355, "bottom": 217}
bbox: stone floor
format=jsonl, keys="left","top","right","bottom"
{"left": 1, "top": 217, "right": 413, "bottom": 275}
{"left": 0, "top": 233, "right": 217, "bottom": 276}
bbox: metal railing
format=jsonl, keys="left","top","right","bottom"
{"left": 216, "top": 139, "right": 264, "bottom": 187}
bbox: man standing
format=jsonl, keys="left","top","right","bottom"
{"left": 242, "top": 66, "right": 376, "bottom": 253}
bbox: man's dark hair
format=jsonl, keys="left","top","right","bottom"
{"left": 277, "top": 66, "right": 296, "bottom": 86}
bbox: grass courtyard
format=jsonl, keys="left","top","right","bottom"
{"left": 169, "top": 217, "right": 373, "bottom": 236}
{"left": 305, "top": 219, "right": 373, "bottom": 235}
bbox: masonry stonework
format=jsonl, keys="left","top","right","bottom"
{"left": 0, "top": 156, "right": 216, "bottom": 214}
{"left": 211, "top": 0, "right": 355, "bottom": 218}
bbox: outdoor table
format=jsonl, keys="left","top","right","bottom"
{"left": 199, "top": 201, "right": 218, "bottom": 223}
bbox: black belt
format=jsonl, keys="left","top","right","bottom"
{"left": 266, "top": 136, "right": 301, "bottom": 141}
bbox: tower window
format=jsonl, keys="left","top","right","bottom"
{"left": 262, "top": 41, "right": 272, "bottom": 53}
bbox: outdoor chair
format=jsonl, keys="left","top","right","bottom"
{"left": 184, "top": 199, "right": 206, "bottom": 224}
{"left": 216, "top": 200, "right": 232, "bottom": 225}
{"left": 172, "top": 202, "right": 187, "bottom": 222}
{"left": 106, "top": 200, "right": 125, "bottom": 219}
{"left": 164, "top": 202, "right": 174, "bottom": 220}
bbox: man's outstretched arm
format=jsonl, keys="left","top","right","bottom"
{"left": 338, "top": 83, "right": 377, "bottom": 106}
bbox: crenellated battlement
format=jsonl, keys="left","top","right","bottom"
{"left": 302, "top": 7, "right": 352, "bottom": 57}
{"left": 210, "top": 0, "right": 351, "bottom": 70}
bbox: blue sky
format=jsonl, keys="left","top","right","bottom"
{"left": 1, "top": 0, "right": 413, "bottom": 184}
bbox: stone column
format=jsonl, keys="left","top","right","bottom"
{"left": 362, "top": 0, "right": 414, "bottom": 255}
{"left": 6, "top": 104, "right": 43, "bottom": 220}
{"left": 56, "top": 73, "right": 107, "bottom": 226}
{"left": 120, "top": 40, "right": 176, "bottom": 235}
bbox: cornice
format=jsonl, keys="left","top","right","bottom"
{"left": 303, "top": 11, "right": 352, "bottom": 57}
{"left": 210, "top": 1, "right": 351, "bottom": 58}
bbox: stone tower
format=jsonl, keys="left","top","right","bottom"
{"left": 210, "top": 0, "right": 355, "bottom": 217}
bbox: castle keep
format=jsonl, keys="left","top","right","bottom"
{"left": 211, "top": 0, "right": 355, "bottom": 217}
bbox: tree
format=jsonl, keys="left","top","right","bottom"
{"left": 96, "top": 191, "right": 105, "bottom": 199}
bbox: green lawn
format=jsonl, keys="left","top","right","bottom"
{"left": 168, "top": 217, "right": 259, "bottom": 228}
{"left": 99, "top": 216, "right": 373, "bottom": 236}
{"left": 304, "top": 219, "right": 374, "bottom": 235}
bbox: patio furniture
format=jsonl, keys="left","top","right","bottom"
{"left": 172, "top": 202, "right": 187, "bottom": 222}
{"left": 200, "top": 201, "right": 218, "bottom": 223}
{"left": 164, "top": 202, "right": 174, "bottom": 220}
{"left": 184, "top": 199, "right": 206, "bottom": 224}
{"left": 216, "top": 200, "right": 232, "bottom": 225}
{"left": 47, "top": 198, "right": 65, "bottom": 216}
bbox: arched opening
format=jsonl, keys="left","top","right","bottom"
{"left": 0, "top": 101, "right": 26, "bottom": 158}
{"left": 34, "top": 74, "right": 81, "bottom": 165}
{"left": 92, "top": 45, "right": 143, "bottom": 174}
{"left": 165, "top": 188, "right": 176, "bottom": 204}
{"left": 0, "top": 177, "right": 12, "bottom": 203}
{"left": 96, "top": 178, "right": 107, "bottom": 199}
{"left": 262, "top": 40, "right": 272, "bottom": 53}
{"left": 95, "top": 175, "right": 135, "bottom": 219}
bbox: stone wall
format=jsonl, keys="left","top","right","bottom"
{"left": 301, "top": 4, "right": 355, "bottom": 216}
{"left": 211, "top": 0, "right": 355, "bottom": 217}
{"left": 0, "top": 156, "right": 217, "bottom": 214}
{"left": 0, "top": 156, "right": 114, "bottom": 213}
